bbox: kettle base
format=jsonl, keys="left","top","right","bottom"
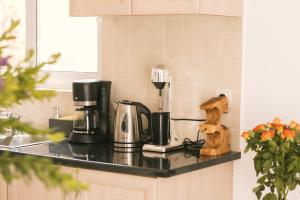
{"left": 142, "top": 142, "right": 182, "bottom": 153}
{"left": 113, "top": 142, "right": 143, "bottom": 152}
{"left": 113, "top": 146, "right": 142, "bottom": 153}
{"left": 69, "top": 132, "right": 106, "bottom": 144}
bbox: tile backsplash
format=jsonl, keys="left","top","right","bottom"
{"left": 12, "top": 14, "right": 242, "bottom": 151}
{"left": 99, "top": 15, "right": 242, "bottom": 150}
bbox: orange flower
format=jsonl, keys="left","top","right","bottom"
{"left": 242, "top": 131, "right": 250, "bottom": 139}
{"left": 290, "top": 121, "right": 298, "bottom": 129}
{"left": 281, "top": 129, "right": 296, "bottom": 139}
{"left": 272, "top": 123, "right": 284, "bottom": 133}
{"left": 253, "top": 124, "right": 266, "bottom": 132}
{"left": 273, "top": 117, "right": 282, "bottom": 124}
{"left": 261, "top": 131, "right": 275, "bottom": 141}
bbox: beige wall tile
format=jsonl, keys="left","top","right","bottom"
{"left": 165, "top": 38, "right": 183, "bottom": 57}
{"left": 100, "top": 18, "right": 114, "bottom": 78}
{"left": 223, "top": 36, "right": 242, "bottom": 61}
{"left": 127, "top": 79, "right": 148, "bottom": 101}
{"left": 184, "top": 15, "right": 202, "bottom": 39}
{"left": 221, "top": 60, "right": 241, "bottom": 84}
{"left": 181, "top": 58, "right": 202, "bottom": 81}
{"left": 181, "top": 121, "right": 202, "bottom": 141}
{"left": 164, "top": 57, "right": 183, "bottom": 81}
{"left": 182, "top": 81, "right": 202, "bottom": 104}
{"left": 12, "top": 92, "right": 73, "bottom": 128}
{"left": 202, "top": 15, "right": 222, "bottom": 60}
{"left": 113, "top": 58, "right": 131, "bottom": 78}
{"left": 130, "top": 58, "right": 151, "bottom": 79}
{"left": 13, "top": 15, "right": 242, "bottom": 152}
{"left": 146, "top": 81, "right": 160, "bottom": 102}
{"left": 114, "top": 17, "right": 131, "bottom": 38}
{"left": 172, "top": 81, "right": 184, "bottom": 104}
{"left": 131, "top": 17, "right": 149, "bottom": 39}
{"left": 112, "top": 79, "right": 129, "bottom": 100}
{"left": 165, "top": 16, "right": 184, "bottom": 39}
{"left": 147, "top": 16, "right": 165, "bottom": 39}
{"left": 200, "top": 59, "right": 222, "bottom": 82}
{"left": 201, "top": 82, "right": 218, "bottom": 102}
{"left": 148, "top": 38, "right": 165, "bottom": 61}
{"left": 222, "top": 17, "right": 242, "bottom": 38}
{"left": 182, "top": 103, "right": 205, "bottom": 119}
{"left": 182, "top": 39, "right": 202, "bottom": 59}
{"left": 131, "top": 36, "right": 148, "bottom": 58}
{"left": 113, "top": 37, "right": 131, "bottom": 59}
{"left": 217, "top": 82, "right": 241, "bottom": 108}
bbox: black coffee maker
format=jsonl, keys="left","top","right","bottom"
{"left": 69, "top": 79, "right": 111, "bottom": 144}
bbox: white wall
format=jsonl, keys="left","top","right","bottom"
{"left": 234, "top": 0, "right": 300, "bottom": 199}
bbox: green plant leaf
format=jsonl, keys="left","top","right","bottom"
{"left": 262, "top": 152, "right": 273, "bottom": 159}
{"left": 258, "top": 175, "right": 267, "bottom": 184}
{"left": 0, "top": 19, "right": 87, "bottom": 193}
{"left": 263, "top": 160, "right": 272, "bottom": 172}
{"left": 262, "top": 193, "right": 277, "bottom": 200}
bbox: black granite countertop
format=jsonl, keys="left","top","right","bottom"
{"left": 0, "top": 140, "right": 241, "bottom": 178}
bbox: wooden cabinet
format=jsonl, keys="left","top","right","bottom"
{"left": 77, "top": 169, "right": 157, "bottom": 200}
{"left": 7, "top": 180, "right": 66, "bottom": 200}
{"left": 0, "top": 177, "right": 7, "bottom": 200}
{"left": 1, "top": 162, "right": 233, "bottom": 200}
{"left": 77, "top": 162, "right": 233, "bottom": 200}
{"left": 157, "top": 162, "right": 233, "bottom": 200}
{"left": 200, "top": 0, "right": 243, "bottom": 17}
{"left": 132, "top": 0, "right": 199, "bottom": 15}
{"left": 70, "top": 0, "right": 132, "bottom": 16}
{"left": 7, "top": 167, "right": 75, "bottom": 200}
{"left": 69, "top": 0, "right": 243, "bottom": 17}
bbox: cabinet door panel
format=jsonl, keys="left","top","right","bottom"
{"left": 132, "top": 0, "right": 199, "bottom": 15}
{"left": 77, "top": 169, "right": 156, "bottom": 200}
{"left": 7, "top": 167, "right": 75, "bottom": 200}
{"left": 70, "top": 0, "right": 132, "bottom": 16}
{"left": 200, "top": 0, "right": 243, "bottom": 17}
{"left": 0, "top": 176, "right": 7, "bottom": 200}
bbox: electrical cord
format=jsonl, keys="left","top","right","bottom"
{"left": 182, "top": 130, "right": 205, "bottom": 157}
{"left": 171, "top": 118, "right": 206, "bottom": 122}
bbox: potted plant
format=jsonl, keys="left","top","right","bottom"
{"left": 0, "top": 20, "right": 86, "bottom": 192}
{"left": 242, "top": 117, "right": 300, "bottom": 200}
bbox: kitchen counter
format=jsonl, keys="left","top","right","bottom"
{"left": 0, "top": 139, "right": 240, "bottom": 178}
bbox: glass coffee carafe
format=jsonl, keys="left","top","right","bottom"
{"left": 73, "top": 106, "right": 100, "bottom": 135}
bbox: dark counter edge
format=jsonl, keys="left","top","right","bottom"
{"left": 0, "top": 150, "right": 241, "bottom": 178}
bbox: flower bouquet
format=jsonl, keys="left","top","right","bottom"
{"left": 242, "top": 118, "right": 300, "bottom": 200}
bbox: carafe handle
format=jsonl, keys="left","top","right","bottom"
{"left": 136, "top": 103, "right": 151, "bottom": 143}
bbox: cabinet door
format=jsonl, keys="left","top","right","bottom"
{"left": 132, "top": 0, "right": 199, "bottom": 15}
{"left": 7, "top": 167, "right": 75, "bottom": 200}
{"left": 0, "top": 176, "right": 7, "bottom": 200}
{"left": 200, "top": 0, "right": 243, "bottom": 17}
{"left": 70, "top": 0, "right": 131, "bottom": 16}
{"left": 157, "top": 162, "right": 233, "bottom": 200}
{"left": 77, "top": 169, "right": 157, "bottom": 200}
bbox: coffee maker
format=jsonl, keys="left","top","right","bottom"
{"left": 69, "top": 79, "right": 111, "bottom": 144}
{"left": 142, "top": 66, "right": 181, "bottom": 152}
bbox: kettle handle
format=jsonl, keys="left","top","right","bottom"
{"left": 136, "top": 103, "right": 151, "bottom": 143}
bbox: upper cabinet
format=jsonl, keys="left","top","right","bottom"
{"left": 70, "top": 0, "right": 132, "bottom": 16}
{"left": 200, "top": 0, "right": 243, "bottom": 17}
{"left": 132, "top": 0, "right": 199, "bottom": 15}
{"left": 69, "top": 0, "right": 243, "bottom": 17}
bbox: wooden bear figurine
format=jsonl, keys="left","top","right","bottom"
{"left": 199, "top": 96, "right": 230, "bottom": 156}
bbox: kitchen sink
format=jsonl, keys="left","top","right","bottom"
{"left": 0, "top": 134, "right": 51, "bottom": 149}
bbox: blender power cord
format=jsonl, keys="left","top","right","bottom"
{"left": 171, "top": 118, "right": 206, "bottom": 122}
{"left": 183, "top": 130, "right": 205, "bottom": 157}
